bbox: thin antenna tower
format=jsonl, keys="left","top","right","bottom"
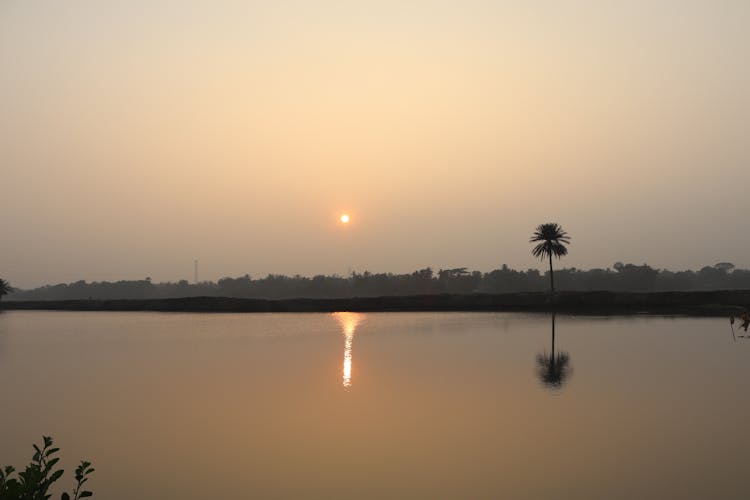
{"left": 194, "top": 259, "right": 198, "bottom": 284}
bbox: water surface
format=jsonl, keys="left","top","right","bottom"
{"left": 0, "top": 311, "right": 746, "bottom": 499}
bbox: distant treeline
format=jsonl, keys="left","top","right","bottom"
{"left": 7, "top": 262, "right": 750, "bottom": 301}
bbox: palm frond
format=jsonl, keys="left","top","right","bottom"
{"left": 531, "top": 242, "right": 550, "bottom": 259}
{"left": 550, "top": 242, "right": 568, "bottom": 258}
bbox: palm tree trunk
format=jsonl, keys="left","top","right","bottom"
{"left": 551, "top": 314, "right": 556, "bottom": 359}
{"left": 548, "top": 253, "right": 554, "bottom": 293}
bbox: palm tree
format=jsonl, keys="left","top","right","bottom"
{"left": 530, "top": 223, "right": 570, "bottom": 294}
{"left": 0, "top": 278, "right": 12, "bottom": 307}
{"left": 536, "top": 314, "right": 572, "bottom": 389}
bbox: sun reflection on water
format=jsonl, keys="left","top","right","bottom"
{"left": 333, "top": 312, "right": 364, "bottom": 389}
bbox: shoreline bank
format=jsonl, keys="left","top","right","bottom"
{"left": 3, "top": 290, "right": 750, "bottom": 316}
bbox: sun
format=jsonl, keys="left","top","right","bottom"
{"left": 340, "top": 214, "right": 350, "bottom": 224}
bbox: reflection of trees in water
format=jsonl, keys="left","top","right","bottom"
{"left": 536, "top": 314, "right": 572, "bottom": 390}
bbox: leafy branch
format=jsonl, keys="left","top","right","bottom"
{"left": 0, "top": 437, "right": 94, "bottom": 500}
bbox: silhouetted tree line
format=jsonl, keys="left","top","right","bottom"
{"left": 6, "top": 262, "right": 750, "bottom": 301}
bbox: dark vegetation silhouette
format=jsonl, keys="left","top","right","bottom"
{"left": 530, "top": 223, "right": 570, "bottom": 294}
{"left": 0, "top": 436, "right": 94, "bottom": 500}
{"left": 7, "top": 263, "right": 750, "bottom": 301}
{"left": 731, "top": 312, "right": 750, "bottom": 337}
{"left": 536, "top": 314, "right": 572, "bottom": 389}
{"left": 0, "top": 278, "right": 13, "bottom": 306}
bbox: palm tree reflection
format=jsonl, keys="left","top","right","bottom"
{"left": 536, "top": 314, "right": 572, "bottom": 390}
{"left": 333, "top": 312, "right": 364, "bottom": 389}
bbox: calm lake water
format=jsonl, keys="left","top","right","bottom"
{"left": 0, "top": 311, "right": 747, "bottom": 499}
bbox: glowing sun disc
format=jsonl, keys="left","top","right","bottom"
{"left": 340, "top": 214, "right": 350, "bottom": 224}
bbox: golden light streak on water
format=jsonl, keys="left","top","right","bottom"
{"left": 333, "top": 312, "right": 364, "bottom": 389}
{"left": 343, "top": 334, "right": 353, "bottom": 388}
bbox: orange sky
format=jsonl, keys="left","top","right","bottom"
{"left": 2, "top": 1, "right": 749, "bottom": 287}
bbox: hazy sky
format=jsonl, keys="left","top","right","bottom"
{"left": 2, "top": 1, "right": 749, "bottom": 288}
